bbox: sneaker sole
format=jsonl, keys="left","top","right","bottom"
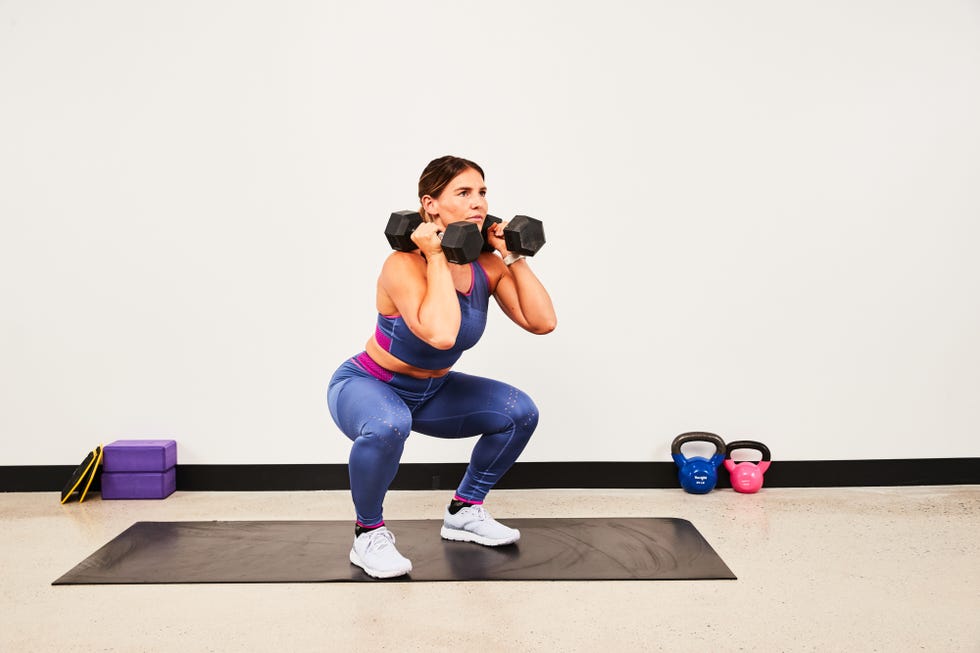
{"left": 440, "top": 526, "right": 520, "bottom": 547}
{"left": 349, "top": 549, "right": 412, "bottom": 579}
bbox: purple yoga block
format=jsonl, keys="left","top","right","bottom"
{"left": 101, "top": 468, "right": 176, "bottom": 500}
{"left": 103, "top": 439, "right": 177, "bottom": 473}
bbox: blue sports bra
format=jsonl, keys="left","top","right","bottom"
{"left": 372, "top": 261, "right": 490, "bottom": 370}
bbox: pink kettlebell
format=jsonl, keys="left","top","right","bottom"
{"left": 724, "top": 440, "right": 771, "bottom": 494}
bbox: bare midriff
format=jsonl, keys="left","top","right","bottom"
{"left": 364, "top": 336, "right": 452, "bottom": 379}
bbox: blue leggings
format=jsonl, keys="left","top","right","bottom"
{"left": 327, "top": 357, "right": 539, "bottom": 527}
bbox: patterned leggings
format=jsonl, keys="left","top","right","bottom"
{"left": 327, "top": 356, "right": 538, "bottom": 526}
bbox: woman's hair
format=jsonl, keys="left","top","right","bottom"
{"left": 418, "top": 155, "right": 485, "bottom": 222}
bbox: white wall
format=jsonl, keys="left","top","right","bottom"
{"left": 2, "top": 0, "right": 978, "bottom": 465}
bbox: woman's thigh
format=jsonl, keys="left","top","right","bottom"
{"left": 411, "top": 372, "right": 538, "bottom": 439}
{"left": 328, "top": 374, "right": 413, "bottom": 442}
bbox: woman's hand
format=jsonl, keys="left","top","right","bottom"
{"left": 411, "top": 222, "right": 446, "bottom": 259}
{"left": 484, "top": 220, "right": 512, "bottom": 257}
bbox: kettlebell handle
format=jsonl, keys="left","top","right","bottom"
{"left": 671, "top": 432, "right": 726, "bottom": 458}
{"left": 725, "top": 440, "right": 771, "bottom": 462}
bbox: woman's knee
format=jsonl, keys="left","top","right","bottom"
{"left": 510, "top": 389, "right": 540, "bottom": 436}
{"left": 359, "top": 413, "right": 413, "bottom": 447}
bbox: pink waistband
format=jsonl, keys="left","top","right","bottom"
{"left": 353, "top": 352, "right": 394, "bottom": 382}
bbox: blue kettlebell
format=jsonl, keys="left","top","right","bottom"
{"left": 671, "top": 432, "right": 727, "bottom": 494}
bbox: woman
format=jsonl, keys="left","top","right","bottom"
{"left": 327, "top": 155, "right": 557, "bottom": 578}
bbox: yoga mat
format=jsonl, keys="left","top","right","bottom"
{"left": 53, "top": 518, "right": 736, "bottom": 584}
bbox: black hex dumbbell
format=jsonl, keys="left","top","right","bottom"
{"left": 384, "top": 210, "right": 484, "bottom": 265}
{"left": 481, "top": 214, "right": 546, "bottom": 256}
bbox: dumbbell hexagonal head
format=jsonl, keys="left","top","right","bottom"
{"left": 503, "top": 215, "right": 546, "bottom": 256}
{"left": 385, "top": 210, "right": 423, "bottom": 252}
{"left": 440, "top": 221, "right": 483, "bottom": 264}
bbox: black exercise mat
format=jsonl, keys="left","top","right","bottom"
{"left": 53, "top": 518, "right": 735, "bottom": 584}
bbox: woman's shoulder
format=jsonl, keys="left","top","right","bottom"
{"left": 382, "top": 250, "right": 426, "bottom": 273}
{"left": 378, "top": 251, "right": 427, "bottom": 290}
{"left": 477, "top": 252, "right": 506, "bottom": 292}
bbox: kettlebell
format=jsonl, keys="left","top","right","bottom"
{"left": 670, "top": 432, "right": 726, "bottom": 494}
{"left": 724, "top": 440, "right": 771, "bottom": 494}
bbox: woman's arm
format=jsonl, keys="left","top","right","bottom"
{"left": 482, "top": 220, "right": 557, "bottom": 334}
{"left": 379, "top": 223, "right": 461, "bottom": 349}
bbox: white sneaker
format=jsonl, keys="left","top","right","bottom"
{"left": 349, "top": 527, "right": 412, "bottom": 578}
{"left": 440, "top": 504, "right": 521, "bottom": 546}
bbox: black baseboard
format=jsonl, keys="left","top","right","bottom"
{"left": 2, "top": 458, "right": 978, "bottom": 492}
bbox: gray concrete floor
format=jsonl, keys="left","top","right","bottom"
{"left": 2, "top": 486, "right": 978, "bottom": 652}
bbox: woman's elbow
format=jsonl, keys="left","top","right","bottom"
{"left": 427, "top": 334, "right": 458, "bottom": 350}
{"left": 530, "top": 317, "right": 557, "bottom": 335}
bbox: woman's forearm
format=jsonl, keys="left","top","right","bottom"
{"left": 415, "top": 252, "right": 462, "bottom": 348}
{"left": 507, "top": 259, "right": 557, "bottom": 334}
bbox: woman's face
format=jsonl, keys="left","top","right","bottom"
{"left": 423, "top": 167, "right": 488, "bottom": 229}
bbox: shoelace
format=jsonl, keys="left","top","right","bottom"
{"left": 464, "top": 505, "right": 490, "bottom": 521}
{"left": 366, "top": 529, "right": 396, "bottom": 553}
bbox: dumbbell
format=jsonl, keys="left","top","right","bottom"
{"left": 481, "top": 214, "right": 547, "bottom": 256}
{"left": 385, "top": 210, "right": 484, "bottom": 264}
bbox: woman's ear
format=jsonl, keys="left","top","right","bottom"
{"left": 421, "top": 195, "right": 438, "bottom": 217}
